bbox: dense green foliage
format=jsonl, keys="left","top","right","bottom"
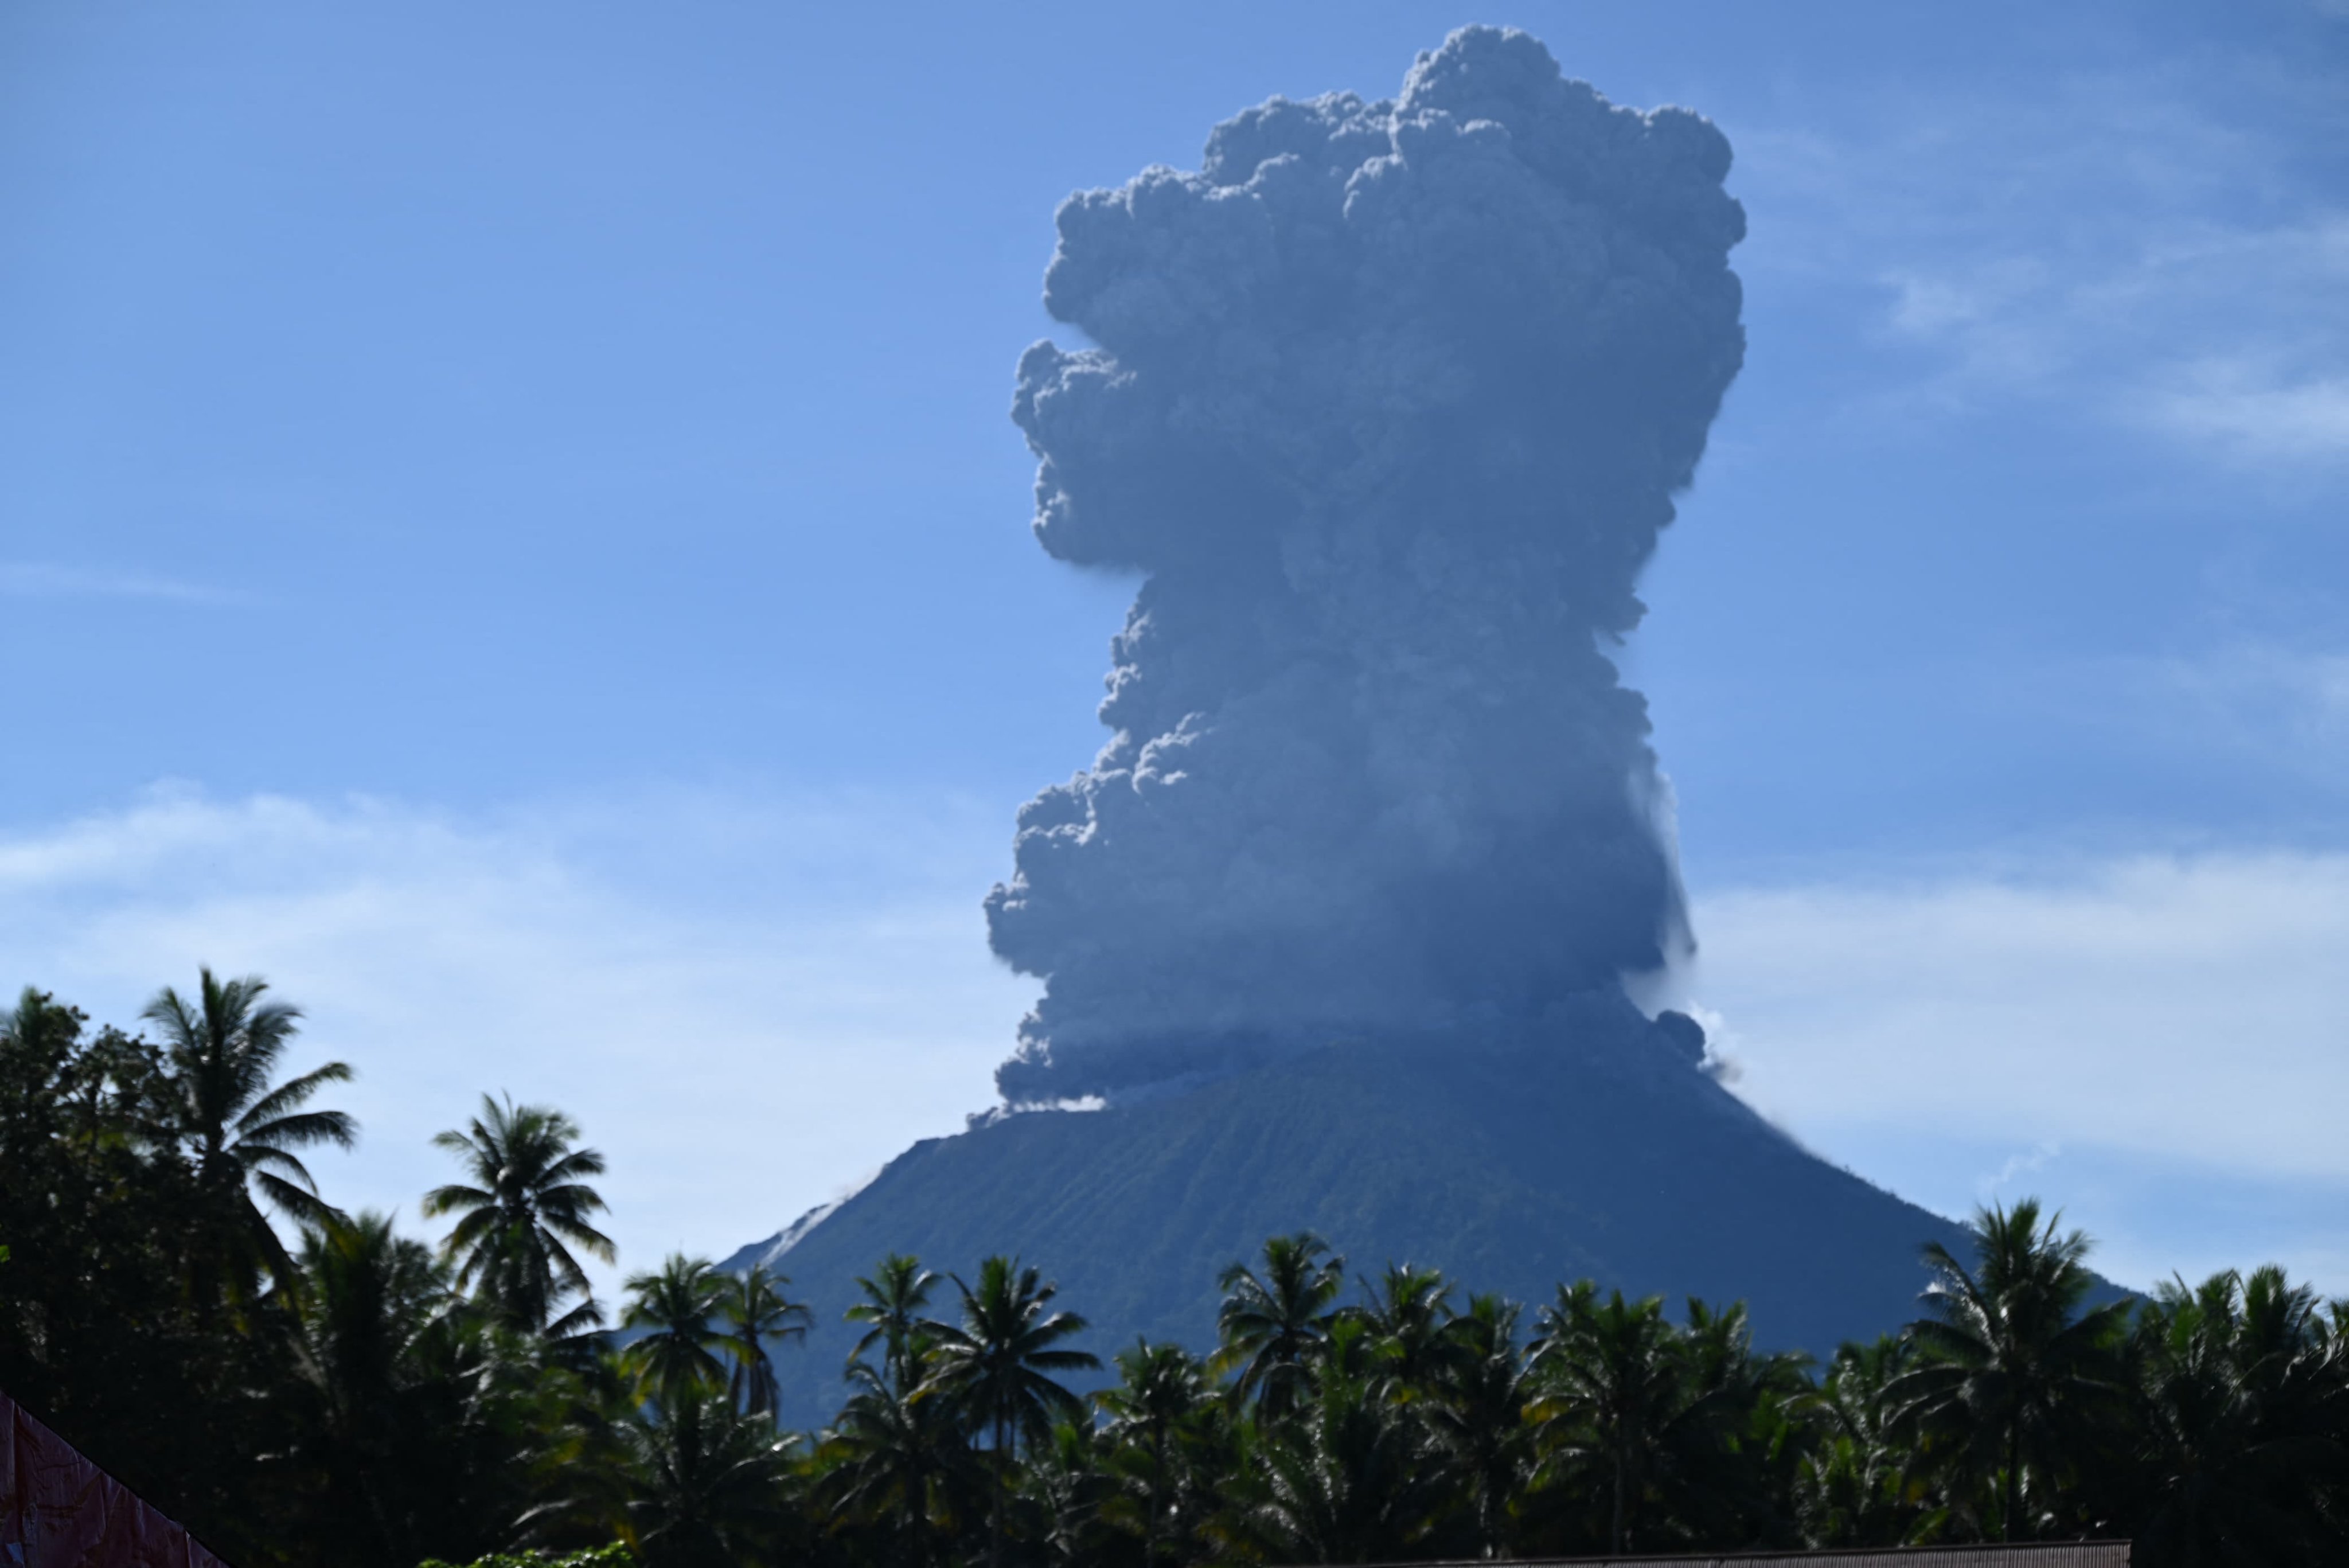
{"left": 3, "top": 976, "right": 2346, "bottom": 1566}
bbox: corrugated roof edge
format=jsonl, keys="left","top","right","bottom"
{"left": 1379, "top": 1544, "right": 2131, "bottom": 1567}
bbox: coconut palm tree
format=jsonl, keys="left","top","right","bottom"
{"left": 923, "top": 1255, "right": 1100, "bottom": 1568}
{"left": 817, "top": 1358, "right": 978, "bottom": 1568}
{"left": 1883, "top": 1199, "right": 2132, "bottom": 1542}
{"left": 618, "top": 1380, "right": 795, "bottom": 1568}
{"left": 1240, "top": 1318, "right": 1452, "bottom": 1565}
{"left": 1525, "top": 1282, "right": 1685, "bottom": 1555}
{"left": 423, "top": 1094, "right": 615, "bottom": 1336}
{"left": 719, "top": 1262, "right": 810, "bottom": 1419}
{"left": 1214, "top": 1232, "right": 1347, "bottom": 1421}
{"left": 2128, "top": 1265, "right": 2349, "bottom": 1566}
{"left": 1425, "top": 1292, "right": 1531, "bottom": 1559}
{"left": 622, "top": 1254, "right": 731, "bottom": 1407}
{"left": 142, "top": 968, "right": 356, "bottom": 1285}
{"left": 1658, "top": 1296, "right": 1815, "bottom": 1549}
{"left": 846, "top": 1252, "right": 937, "bottom": 1397}
{"left": 1797, "top": 1336, "right": 1942, "bottom": 1549}
{"left": 1024, "top": 1418, "right": 1117, "bottom": 1568}
{"left": 290, "top": 1210, "right": 449, "bottom": 1567}
{"left": 1355, "top": 1261, "right": 1464, "bottom": 1396}
{"left": 1094, "top": 1339, "right": 1211, "bottom": 1568}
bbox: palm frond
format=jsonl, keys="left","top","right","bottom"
{"left": 545, "top": 1211, "right": 619, "bottom": 1262}
{"left": 236, "top": 1060, "right": 356, "bottom": 1130}
{"left": 253, "top": 1167, "right": 346, "bottom": 1227}
{"left": 235, "top": 1144, "right": 320, "bottom": 1193}
{"left": 239, "top": 1106, "right": 359, "bottom": 1152}
{"left": 420, "top": 1183, "right": 494, "bottom": 1218}
{"left": 547, "top": 1296, "right": 609, "bottom": 1339}
{"left": 540, "top": 1148, "right": 611, "bottom": 1182}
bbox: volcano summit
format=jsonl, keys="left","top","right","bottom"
{"left": 732, "top": 26, "right": 1965, "bottom": 1423}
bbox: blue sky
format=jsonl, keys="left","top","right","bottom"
{"left": 4, "top": 1, "right": 2345, "bottom": 1302}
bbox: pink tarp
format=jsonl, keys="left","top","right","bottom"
{"left": 0, "top": 1390, "right": 229, "bottom": 1568}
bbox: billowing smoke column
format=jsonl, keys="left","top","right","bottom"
{"left": 986, "top": 27, "right": 1745, "bottom": 1105}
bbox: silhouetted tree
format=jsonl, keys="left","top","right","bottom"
{"left": 618, "top": 1383, "right": 795, "bottom": 1568}
{"left": 1095, "top": 1339, "right": 1212, "bottom": 1568}
{"left": 817, "top": 1359, "right": 978, "bottom": 1568}
{"left": 2126, "top": 1265, "right": 2349, "bottom": 1565}
{"left": 1797, "top": 1337, "right": 1944, "bottom": 1548}
{"left": 622, "top": 1255, "right": 730, "bottom": 1406}
{"left": 1884, "top": 1200, "right": 2132, "bottom": 1541}
{"left": 1525, "top": 1282, "right": 1685, "bottom": 1554}
{"left": 143, "top": 968, "right": 355, "bottom": 1287}
{"left": 1214, "top": 1232, "right": 1346, "bottom": 1422}
{"left": 924, "top": 1255, "right": 1101, "bottom": 1568}
{"left": 719, "top": 1263, "right": 810, "bottom": 1419}
{"left": 1425, "top": 1293, "right": 1531, "bottom": 1559}
{"left": 424, "top": 1094, "right": 615, "bottom": 1336}
{"left": 846, "top": 1251, "right": 939, "bottom": 1397}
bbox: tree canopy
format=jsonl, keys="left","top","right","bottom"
{"left": 3, "top": 973, "right": 2344, "bottom": 1567}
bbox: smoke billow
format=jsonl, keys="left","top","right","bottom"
{"left": 986, "top": 27, "right": 1745, "bottom": 1104}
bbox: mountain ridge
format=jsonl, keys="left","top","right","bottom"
{"left": 725, "top": 1004, "right": 1977, "bottom": 1433}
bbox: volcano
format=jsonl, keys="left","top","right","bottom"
{"left": 728, "top": 28, "right": 1972, "bottom": 1427}
{"left": 729, "top": 1003, "right": 1968, "bottom": 1430}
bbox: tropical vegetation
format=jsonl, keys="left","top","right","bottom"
{"left": 2, "top": 976, "right": 2344, "bottom": 1566}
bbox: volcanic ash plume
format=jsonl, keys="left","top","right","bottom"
{"left": 986, "top": 26, "right": 1746, "bottom": 1104}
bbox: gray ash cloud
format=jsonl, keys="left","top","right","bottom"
{"left": 985, "top": 26, "right": 1745, "bottom": 1103}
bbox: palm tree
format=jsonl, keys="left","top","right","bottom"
{"left": 618, "top": 1380, "right": 795, "bottom": 1568}
{"left": 1356, "top": 1261, "right": 1464, "bottom": 1395}
{"left": 1025, "top": 1418, "right": 1117, "bottom": 1568}
{"left": 290, "top": 1210, "right": 449, "bottom": 1568}
{"left": 508, "top": 1340, "right": 647, "bottom": 1551}
{"left": 846, "top": 1252, "right": 937, "bottom": 1397}
{"left": 1240, "top": 1319, "right": 1453, "bottom": 1565}
{"left": 423, "top": 1093, "right": 615, "bottom": 1335}
{"left": 622, "top": 1254, "right": 731, "bottom": 1406}
{"left": 1095, "top": 1339, "right": 1210, "bottom": 1568}
{"left": 1425, "top": 1293, "right": 1531, "bottom": 1559}
{"left": 923, "top": 1255, "right": 1101, "bottom": 1568}
{"left": 1797, "top": 1337, "right": 1942, "bottom": 1549}
{"left": 1214, "top": 1232, "right": 1346, "bottom": 1421}
{"left": 1883, "top": 1199, "right": 2132, "bottom": 1542}
{"left": 816, "top": 1359, "right": 978, "bottom": 1568}
{"left": 1525, "top": 1282, "right": 1684, "bottom": 1554}
{"left": 1657, "top": 1296, "right": 1815, "bottom": 1548}
{"left": 2129, "top": 1265, "right": 2349, "bottom": 1565}
{"left": 142, "top": 968, "right": 356, "bottom": 1287}
{"left": 719, "top": 1263, "right": 810, "bottom": 1419}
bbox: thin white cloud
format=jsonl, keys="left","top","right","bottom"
{"left": 0, "top": 561, "right": 236, "bottom": 603}
{"left": 1679, "top": 852, "right": 2349, "bottom": 1288}
{"left": 2099, "top": 643, "right": 2349, "bottom": 784}
{"left": 0, "top": 787, "right": 1034, "bottom": 1300}
{"left": 1736, "top": 62, "right": 2349, "bottom": 469}
{"left": 2149, "top": 362, "right": 2349, "bottom": 463}
{"left": 15, "top": 791, "right": 2346, "bottom": 1299}
{"left": 1887, "top": 220, "right": 2349, "bottom": 468}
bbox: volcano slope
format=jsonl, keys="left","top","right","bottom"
{"left": 732, "top": 1003, "right": 1969, "bottom": 1433}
